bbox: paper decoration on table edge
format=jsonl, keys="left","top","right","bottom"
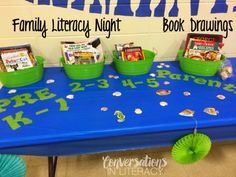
{"left": 171, "top": 118, "right": 212, "bottom": 164}
{"left": 0, "top": 155, "right": 26, "bottom": 177}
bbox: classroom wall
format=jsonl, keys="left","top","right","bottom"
{"left": 0, "top": 0, "right": 235, "bottom": 66}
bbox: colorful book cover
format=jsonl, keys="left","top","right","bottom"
{"left": 0, "top": 44, "right": 36, "bottom": 72}
{"left": 123, "top": 47, "right": 145, "bottom": 61}
{"left": 61, "top": 38, "right": 103, "bottom": 64}
{"left": 185, "top": 39, "right": 222, "bottom": 61}
{"left": 184, "top": 33, "right": 223, "bottom": 52}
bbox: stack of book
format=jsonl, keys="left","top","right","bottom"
{"left": 61, "top": 38, "right": 103, "bottom": 65}
{"left": 115, "top": 42, "right": 145, "bottom": 61}
{"left": 0, "top": 44, "right": 37, "bottom": 72}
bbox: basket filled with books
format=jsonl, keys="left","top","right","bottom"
{"left": 60, "top": 38, "right": 105, "bottom": 80}
{"left": 112, "top": 43, "right": 156, "bottom": 76}
{"left": 178, "top": 33, "right": 225, "bottom": 76}
{"left": 0, "top": 44, "right": 44, "bottom": 88}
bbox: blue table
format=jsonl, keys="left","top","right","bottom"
{"left": 0, "top": 60, "right": 236, "bottom": 176}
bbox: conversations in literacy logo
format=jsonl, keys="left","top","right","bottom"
{"left": 102, "top": 155, "right": 168, "bottom": 176}
{"left": 26, "top": 0, "right": 236, "bottom": 16}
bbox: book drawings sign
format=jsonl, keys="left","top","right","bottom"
{"left": 10, "top": 0, "right": 235, "bottom": 39}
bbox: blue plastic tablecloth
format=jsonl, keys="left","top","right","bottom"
{"left": 0, "top": 60, "right": 236, "bottom": 156}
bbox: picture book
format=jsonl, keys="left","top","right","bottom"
{"left": 184, "top": 39, "right": 222, "bottom": 61}
{"left": 0, "top": 44, "right": 36, "bottom": 72}
{"left": 61, "top": 38, "right": 103, "bottom": 65}
{"left": 122, "top": 47, "right": 145, "bottom": 61}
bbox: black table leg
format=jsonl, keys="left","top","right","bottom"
{"left": 48, "top": 156, "right": 58, "bottom": 177}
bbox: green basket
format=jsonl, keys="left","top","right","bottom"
{"left": 61, "top": 57, "right": 104, "bottom": 80}
{"left": 112, "top": 49, "right": 156, "bottom": 76}
{"left": 178, "top": 50, "right": 224, "bottom": 76}
{"left": 0, "top": 56, "right": 44, "bottom": 88}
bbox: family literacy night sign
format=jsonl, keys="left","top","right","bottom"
{"left": 10, "top": 0, "right": 234, "bottom": 39}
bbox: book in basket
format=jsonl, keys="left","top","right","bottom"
{"left": 0, "top": 44, "right": 36, "bottom": 72}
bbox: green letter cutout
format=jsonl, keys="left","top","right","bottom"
{"left": 55, "top": 98, "right": 69, "bottom": 111}
{"left": 0, "top": 99, "right": 11, "bottom": 113}
{"left": 2, "top": 111, "right": 32, "bottom": 130}
{"left": 170, "top": 74, "right": 181, "bottom": 80}
{"left": 156, "top": 70, "right": 171, "bottom": 78}
{"left": 223, "top": 84, "right": 236, "bottom": 92}
{"left": 35, "top": 88, "right": 56, "bottom": 101}
{"left": 194, "top": 78, "right": 207, "bottom": 85}
{"left": 11, "top": 93, "right": 38, "bottom": 108}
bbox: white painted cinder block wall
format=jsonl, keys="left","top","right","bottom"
{"left": 0, "top": 0, "right": 235, "bottom": 66}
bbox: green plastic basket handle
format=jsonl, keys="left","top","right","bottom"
{"left": 152, "top": 48, "right": 158, "bottom": 60}
{"left": 104, "top": 53, "right": 109, "bottom": 62}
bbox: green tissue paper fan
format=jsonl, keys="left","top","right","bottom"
{"left": 172, "top": 133, "right": 212, "bottom": 164}
{"left": 0, "top": 155, "right": 26, "bottom": 177}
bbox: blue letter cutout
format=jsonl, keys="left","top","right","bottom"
{"left": 38, "top": 0, "right": 49, "bottom": 5}
{"left": 72, "top": 0, "right": 85, "bottom": 10}
{"left": 115, "top": 0, "right": 134, "bottom": 16}
{"left": 105, "top": 0, "right": 110, "bottom": 14}
{"left": 154, "top": 0, "right": 165, "bottom": 17}
{"left": 90, "top": 0, "right": 102, "bottom": 14}
{"left": 211, "top": 0, "right": 228, "bottom": 13}
{"left": 169, "top": 0, "right": 179, "bottom": 16}
{"left": 38, "top": 0, "right": 68, "bottom": 8}
{"left": 26, "top": 0, "right": 33, "bottom": 3}
{"left": 136, "top": 0, "right": 152, "bottom": 17}
{"left": 191, "top": 0, "right": 199, "bottom": 16}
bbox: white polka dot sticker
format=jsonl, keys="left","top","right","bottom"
{"left": 101, "top": 107, "right": 108, "bottom": 112}
{"left": 149, "top": 73, "right": 156, "bottom": 77}
{"left": 216, "top": 95, "right": 225, "bottom": 100}
{"left": 160, "top": 101, "right": 168, "bottom": 107}
{"left": 66, "top": 94, "right": 74, "bottom": 100}
{"left": 112, "top": 91, "right": 122, "bottom": 97}
{"left": 164, "top": 81, "right": 170, "bottom": 85}
{"left": 8, "top": 89, "right": 17, "bottom": 94}
{"left": 46, "top": 79, "right": 55, "bottom": 84}
{"left": 134, "top": 108, "right": 143, "bottom": 114}
{"left": 108, "top": 75, "right": 114, "bottom": 78}
{"left": 113, "top": 76, "right": 119, "bottom": 79}
{"left": 183, "top": 91, "right": 191, "bottom": 96}
{"left": 157, "top": 65, "right": 163, "bottom": 69}
{"left": 160, "top": 63, "right": 165, "bottom": 66}
{"left": 165, "top": 65, "right": 170, "bottom": 68}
